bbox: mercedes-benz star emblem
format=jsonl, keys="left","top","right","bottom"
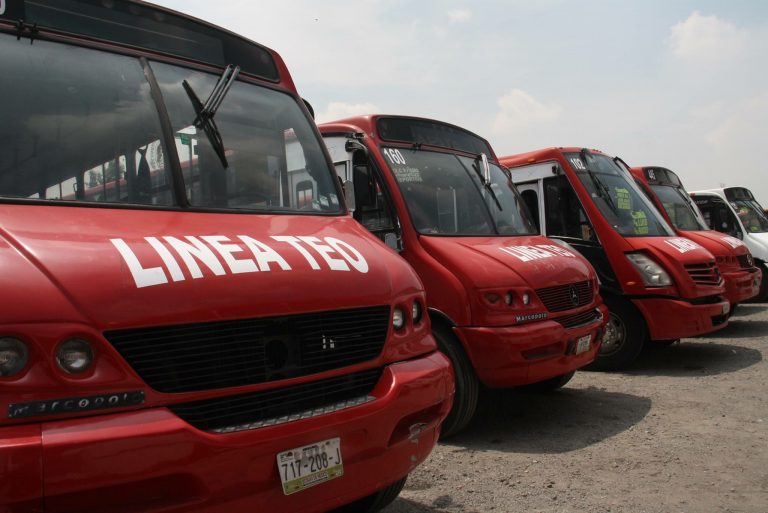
{"left": 569, "top": 285, "right": 579, "bottom": 307}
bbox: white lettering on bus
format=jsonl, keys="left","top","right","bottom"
{"left": 271, "top": 236, "right": 321, "bottom": 270}
{"left": 112, "top": 235, "right": 369, "bottom": 288}
{"left": 238, "top": 236, "right": 292, "bottom": 271}
{"left": 326, "top": 237, "right": 369, "bottom": 273}
{"left": 298, "top": 236, "right": 349, "bottom": 271}
{"left": 720, "top": 236, "right": 745, "bottom": 249}
{"left": 111, "top": 238, "right": 168, "bottom": 288}
{"left": 201, "top": 235, "right": 259, "bottom": 274}
{"left": 164, "top": 236, "right": 227, "bottom": 279}
{"left": 499, "top": 244, "right": 576, "bottom": 262}
{"left": 664, "top": 238, "right": 701, "bottom": 254}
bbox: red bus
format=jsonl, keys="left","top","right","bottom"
{"left": 0, "top": 2, "right": 452, "bottom": 512}
{"left": 320, "top": 116, "right": 607, "bottom": 437}
{"left": 629, "top": 166, "right": 761, "bottom": 310}
{"left": 503, "top": 148, "right": 730, "bottom": 369}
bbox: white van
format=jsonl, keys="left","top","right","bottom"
{"left": 690, "top": 187, "right": 768, "bottom": 301}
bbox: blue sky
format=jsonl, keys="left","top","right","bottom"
{"left": 153, "top": 0, "right": 768, "bottom": 203}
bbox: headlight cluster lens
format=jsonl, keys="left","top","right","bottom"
{"left": 625, "top": 253, "right": 672, "bottom": 287}
{"left": 0, "top": 337, "right": 28, "bottom": 377}
{"left": 56, "top": 339, "right": 94, "bottom": 374}
{"left": 393, "top": 300, "right": 424, "bottom": 330}
{"left": 484, "top": 291, "right": 532, "bottom": 307}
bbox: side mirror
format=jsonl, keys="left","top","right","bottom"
{"left": 353, "top": 165, "right": 374, "bottom": 208}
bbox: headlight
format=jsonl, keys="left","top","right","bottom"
{"left": 522, "top": 293, "right": 531, "bottom": 305}
{"left": 625, "top": 253, "right": 672, "bottom": 287}
{"left": 392, "top": 307, "right": 405, "bottom": 330}
{"left": 412, "top": 300, "right": 423, "bottom": 323}
{"left": 0, "top": 337, "right": 29, "bottom": 377}
{"left": 56, "top": 339, "right": 94, "bottom": 374}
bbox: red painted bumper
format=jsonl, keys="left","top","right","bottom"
{"left": 455, "top": 304, "right": 608, "bottom": 388}
{"left": 632, "top": 297, "right": 730, "bottom": 341}
{"left": 722, "top": 268, "right": 761, "bottom": 305}
{"left": 0, "top": 352, "right": 452, "bottom": 513}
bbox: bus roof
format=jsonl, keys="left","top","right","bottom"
{"left": 630, "top": 166, "right": 683, "bottom": 188}
{"left": 0, "top": 0, "right": 280, "bottom": 82}
{"left": 319, "top": 114, "right": 497, "bottom": 160}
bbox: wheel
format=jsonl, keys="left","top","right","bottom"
{"left": 520, "top": 370, "right": 576, "bottom": 392}
{"left": 432, "top": 323, "right": 479, "bottom": 439}
{"left": 330, "top": 476, "right": 407, "bottom": 513}
{"left": 586, "top": 295, "right": 647, "bottom": 371}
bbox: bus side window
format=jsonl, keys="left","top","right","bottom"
{"left": 543, "top": 176, "right": 596, "bottom": 242}
{"left": 520, "top": 189, "right": 540, "bottom": 233}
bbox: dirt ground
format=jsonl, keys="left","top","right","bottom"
{"left": 384, "top": 303, "right": 768, "bottom": 513}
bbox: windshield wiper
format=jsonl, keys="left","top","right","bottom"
{"left": 472, "top": 153, "right": 503, "bottom": 211}
{"left": 581, "top": 149, "right": 617, "bottom": 214}
{"left": 181, "top": 64, "right": 240, "bottom": 168}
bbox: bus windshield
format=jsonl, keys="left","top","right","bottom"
{"left": 730, "top": 200, "right": 768, "bottom": 233}
{"left": 565, "top": 152, "right": 673, "bottom": 237}
{"left": 649, "top": 184, "right": 709, "bottom": 231}
{"left": 0, "top": 33, "right": 340, "bottom": 214}
{"left": 383, "top": 147, "right": 536, "bottom": 236}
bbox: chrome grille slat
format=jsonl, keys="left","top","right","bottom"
{"left": 169, "top": 368, "right": 382, "bottom": 432}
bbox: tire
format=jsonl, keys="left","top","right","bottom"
{"left": 520, "top": 370, "right": 576, "bottom": 392}
{"left": 586, "top": 295, "right": 647, "bottom": 371}
{"left": 330, "top": 476, "right": 407, "bottom": 513}
{"left": 432, "top": 323, "right": 479, "bottom": 439}
{"left": 727, "top": 304, "right": 738, "bottom": 319}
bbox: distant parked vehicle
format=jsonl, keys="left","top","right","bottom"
{"left": 504, "top": 148, "right": 730, "bottom": 370}
{"left": 690, "top": 187, "right": 768, "bottom": 301}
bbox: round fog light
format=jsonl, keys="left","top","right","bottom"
{"left": 412, "top": 301, "right": 422, "bottom": 323}
{"left": 393, "top": 308, "right": 406, "bottom": 330}
{"left": 0, "top": 337, "right": 29, "bottom": 377}
{"left": 56, "top": 339, "right": 94, "bottom": 374}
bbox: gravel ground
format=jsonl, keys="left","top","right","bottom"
{"left": 384, "top": 303, "right": 768, "bottom": 513}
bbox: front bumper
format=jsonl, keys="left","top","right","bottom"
{"left": 722, "top": 268, "right": 761, "bottom": 305}
{"left": 455, "top": 304, "right": 608, "bottom": 388}
{"left": 0, "top": 352, "right": 453, "bottom": 513}
{"left": 632, "top": 297, "right": 730, "bottom": 341}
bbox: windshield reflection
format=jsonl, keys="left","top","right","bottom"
{"left": 649, "top": 184, "right": 709, "bottom": 231}
{"left": 731, "top": 200, "right": 768, "bottom": 233}
{"left": 566, "top": 152, "right": 673, "bottom": 237}
{"left": 383, "top": 147, "right": 536, "bottom": 236}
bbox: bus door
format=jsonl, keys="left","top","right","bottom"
{"left": 539, "top": 174, "right": 619, "bottom": 292}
